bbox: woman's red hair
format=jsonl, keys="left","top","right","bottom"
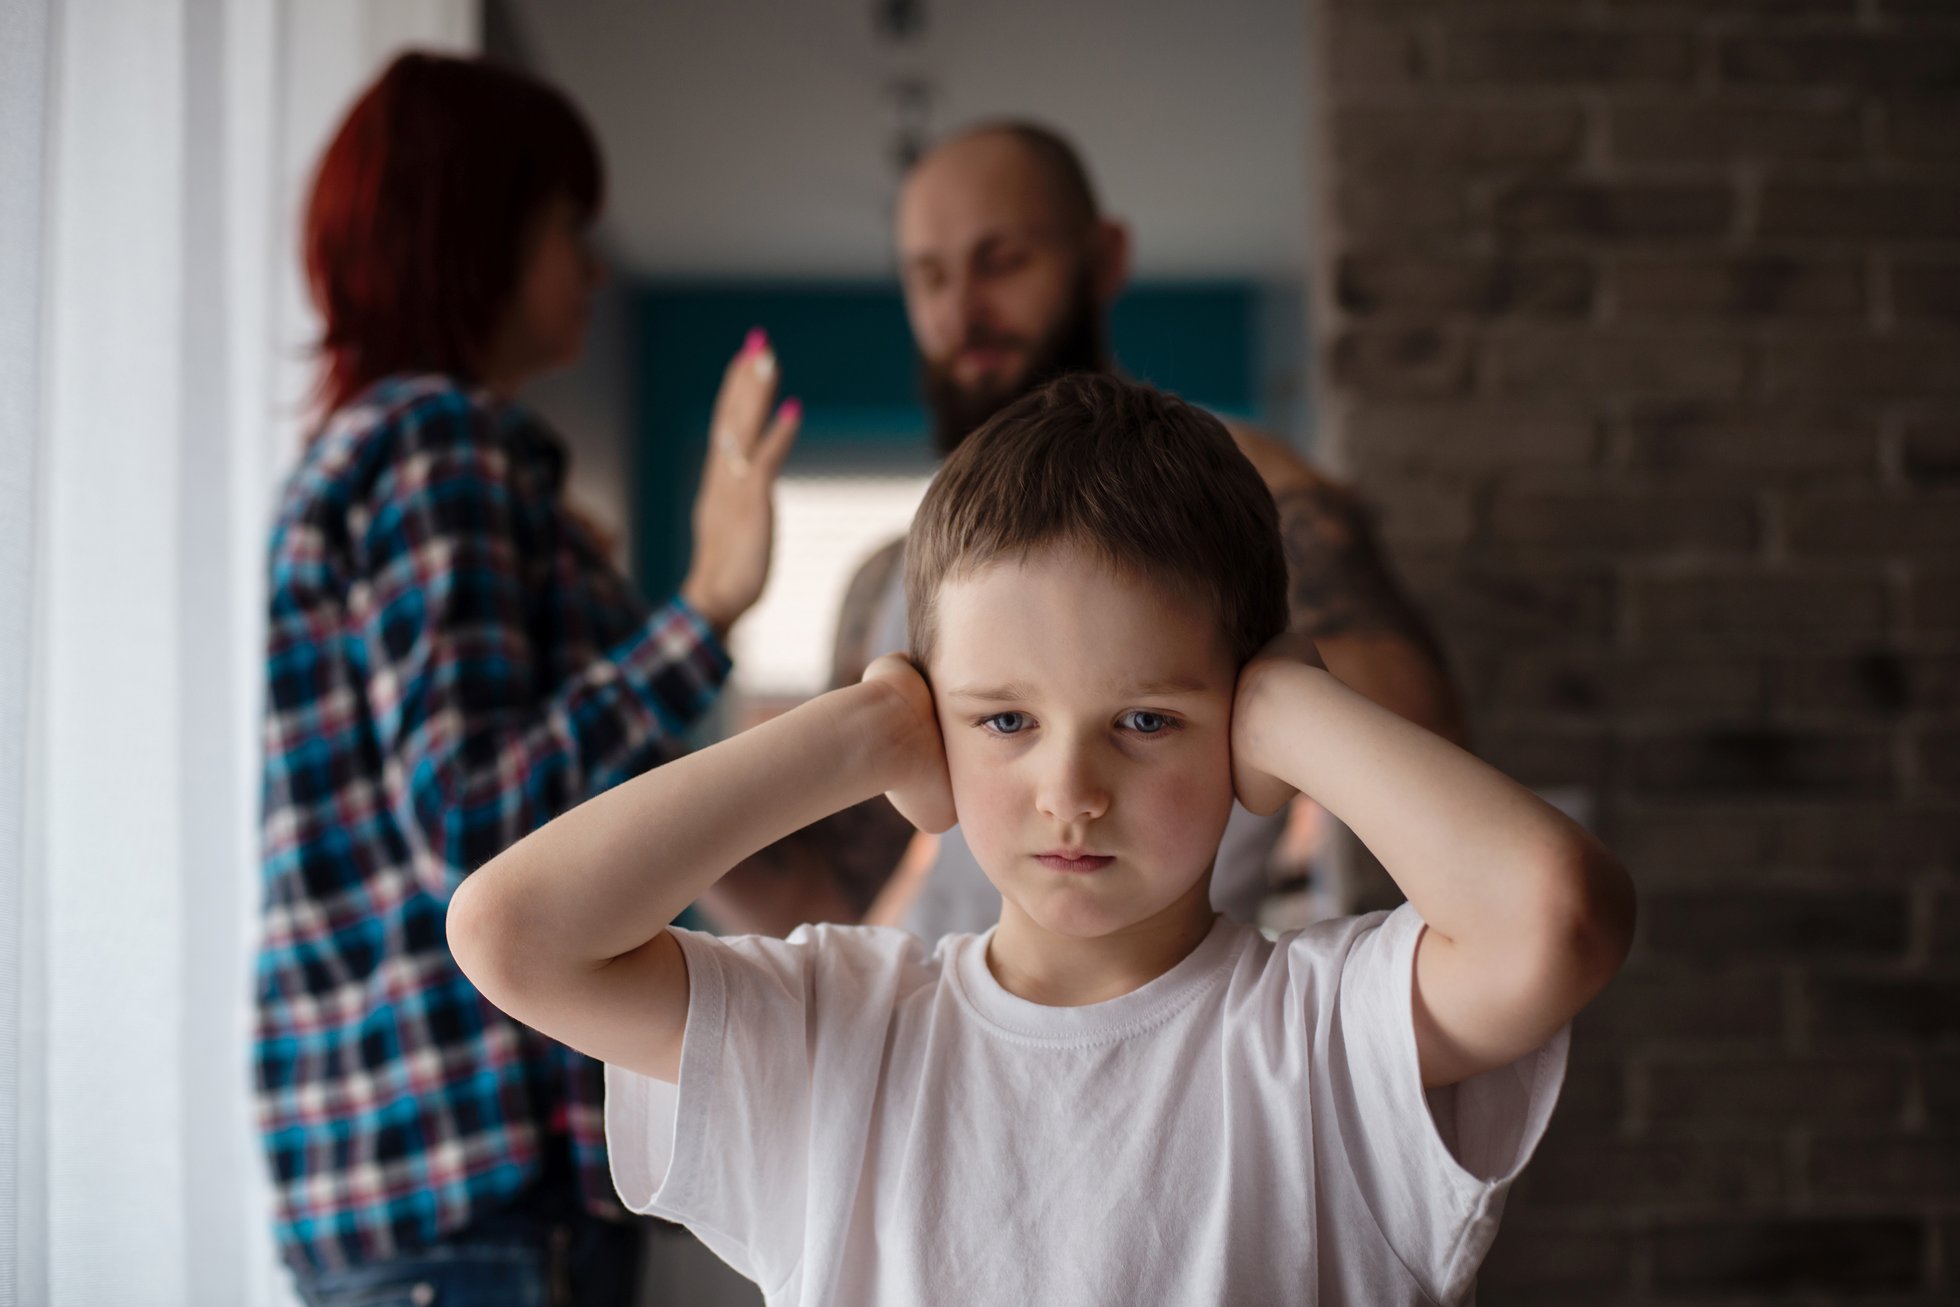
{"left": 303, "top": 52, "right": 604, "bottom": 423}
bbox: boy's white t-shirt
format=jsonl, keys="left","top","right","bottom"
{"left": 606, "top": 903, "right": 1568, "bottom": 1306}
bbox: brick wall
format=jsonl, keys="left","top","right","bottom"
{"left": 1304, "top": 1, "right": 1959, "bottom": 1301}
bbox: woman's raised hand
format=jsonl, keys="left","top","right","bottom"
{"left": 680, "top": 329, "right": 802, "bottom": 635}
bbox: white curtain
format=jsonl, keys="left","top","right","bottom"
{"left": 0, "top": 2, "right": 479, "bottom": 1304}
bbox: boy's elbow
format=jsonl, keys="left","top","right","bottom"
{"left": 1536, "top": 842, "right": 1637, "bottom": 998}
{"left": 446, "top": 871, "right": 511, "bottom": 998}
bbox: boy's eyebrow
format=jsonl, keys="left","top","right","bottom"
{"left": 1119, "top": 676, "right": 1212, "bottom": 697}
{"left": 942, "top": 684, "right": 1036, "bottom": 704}
{"left": 943, "top": 676, "right": 1212, "bottom": 703}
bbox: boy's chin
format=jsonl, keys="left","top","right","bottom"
{"left": 997, "top": 874, "right": 1213, "bottom": 941}
{"left": 1017, "top": 904, "right": 1137, "bottom": 941}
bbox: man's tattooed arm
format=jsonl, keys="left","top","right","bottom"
{"left": 1259, "top": 455, "right": 1467, "bottom": 746}
{"left": 693, "top": 538, "right": 918, "bottom": 936}
{"left": 1272, "top": 478, "right": 1430, "bottom": 643}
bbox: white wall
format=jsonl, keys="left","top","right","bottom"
{"left": 498, "top": 0, "right": 1309, "bottom": 280}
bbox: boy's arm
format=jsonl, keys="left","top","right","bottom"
{"left": 1232, "top": 636, "right": 1635, "bottom": 1089}
{"left": 446, "top": 661, "right": 951, "bottom": 1083}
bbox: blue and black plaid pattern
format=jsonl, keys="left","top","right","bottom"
{"left": 255, "top": 375, "right": 730, "bottom": 1271}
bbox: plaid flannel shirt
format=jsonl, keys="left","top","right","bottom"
{"left": 255, "top": 375, "right": 730, "bottom": 1270}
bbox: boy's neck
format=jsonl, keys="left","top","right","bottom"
{"left": 984, "top": 879, "right": 1220, "bottom": 1007}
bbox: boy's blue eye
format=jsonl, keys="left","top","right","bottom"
{"left": 981, "top": 712, "right": 1031, "bottom": 736}
{"left": 1120, "top": 710, "right": 1174, "bottom": 735}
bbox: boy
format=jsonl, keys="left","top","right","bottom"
{"left": 448, "top": 375, "right": 1635, "bottom": 1304}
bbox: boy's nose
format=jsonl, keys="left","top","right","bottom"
{"left": 1035, "top": 746, "right": 1110, "bottom": 825}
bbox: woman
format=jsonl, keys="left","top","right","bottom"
{"left": 255, "top": 53, "right": 796, "bottom": 1305}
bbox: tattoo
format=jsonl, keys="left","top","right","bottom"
{"left": 816, "top": 536, "right": 915, "bottom": 912}
{"left": 830, "top": 537, "right": 906, "bottom": 689}
{"left": 732, "top": 795, "right": 915, "bottom": 920}
{"left": 717, "top": 535, "right": 914, "bottom": 931}
{"left": 1272, "top": 481, "right": 1441, "bottom": 658}
{"left": 805, "top": 797, "right": 916, "bottom": 914}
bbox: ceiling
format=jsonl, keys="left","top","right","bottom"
{"left": 495, "top": 0, "right": 1310, "bottom": 280}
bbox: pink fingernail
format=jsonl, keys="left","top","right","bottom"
{"left": 778, "top": 397, "right": 802, "bottom": 423}
{"left": 740, "top": 327, "right": 768, "bottom": 358}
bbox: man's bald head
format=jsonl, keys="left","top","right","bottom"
{"left": 904, "top": 121, "right": 1102, "bottom": 236}
{"left": 896, "top": 122, "right": 1127, "bottom": 456}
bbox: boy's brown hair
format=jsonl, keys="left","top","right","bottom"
{"left": 906, "top": 374, "right": 1289, "bottom": 667}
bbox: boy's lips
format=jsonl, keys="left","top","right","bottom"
{"left": 1034, "top": 850, "right": 1114, "bottom": 874}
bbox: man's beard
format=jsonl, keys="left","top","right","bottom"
{"left": 920, "top": 274, "right": 1107, "bottom": 458}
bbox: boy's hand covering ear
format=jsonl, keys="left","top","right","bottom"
{"left": 1231, "top": 631, "right": 1328, "bottom": 815}
{"left": 862, "top": 653, "right": 958, "bottom": 834}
